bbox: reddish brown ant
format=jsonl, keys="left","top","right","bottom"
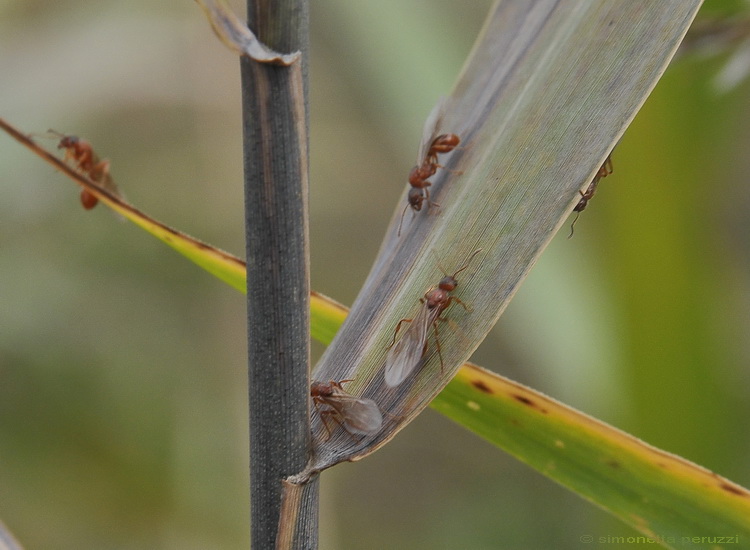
{"left": 311, "top": 379, "right": 383, "bottom": 438}
{"left": 398, "top": 133, "right": 461, "bottom": 235}
{"left": 51, "top": 131, "right": 121, "bottom": 210}
{"left": 569, "top": 154, "right": 613, "bottom": 237}
{"left": 408, "top": 133, "right": 461, "bottom": 209}
{"left": 384, "top": 249, "right": 481, "bottom": 387}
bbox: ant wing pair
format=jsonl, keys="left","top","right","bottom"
{"left": 398, "top": 98, "right": 461, "bottom": 235}
{"left": 311, "top": 380, "right": 383, "bottom": 437}
{"left": 384, "top": 250, "right": 481, "bottom": 387}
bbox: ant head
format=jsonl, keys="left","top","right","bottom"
{"left": 408, "top": 187, "right": 424, "bottom": 211}
{"left": 397, "top": 191, "right": 421, "bottom": 236}
{"left": 57, "top": 135, "right": 79, "bottom": 149}
{"left": 310, "top": 381, "right": 331, "bottom": 397}
{"left": 438, "top": 275, "right": 458, "bottom": 292}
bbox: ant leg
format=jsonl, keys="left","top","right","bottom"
{"left": 90, "top": 159, "right": 111, "bottom": 182}
{"left": 449, "top": 296, "right": 472, "bottom": 313}
{"left": 318, "top": 409, "right": 338, "bottom": 440}
{"left": 76, "top": 147, "right": 94, "bottom": 172}
{"left": 424, "top": 189, "right": 440, "bottom": 211}
{"left": 434, "top": 163, "right": 464, "bottom": 177}
{"left": 431, "top": 321, "right": 445, "bottom": 373}
{"left": 598, "top": 156, "right": 613, "bottom": 178}
{"left": 389, "top": 318, "right": 413, "bottom": 347}
{"left": 319, "top": 409, "right": 360, "bottom": 442}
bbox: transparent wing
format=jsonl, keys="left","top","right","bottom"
{"left": 384, "top": 304, "right": 438, "bottom": 387}
{"left": 97, "top": 169, "right": 123, "bottom": 199}
{"left": 416, "top": 97, "right": 449, "bottom": 162}
{"left": 335, "top": 395, "right": 384, "bottom": 435}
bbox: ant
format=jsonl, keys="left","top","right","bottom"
{"left": 569, "top": 154, "right": 613, "bottom": 237}
{"left": 311, "top": 379, "right": 382, "bottom": 439}
{"left": 51, "top": 131, "right": 120, "bottom": 210}
{"left": 384, "top": 249, "right": 481, "bottom": 387}
{"left": 398, "top": 133, "right": 461, "bottom": 235}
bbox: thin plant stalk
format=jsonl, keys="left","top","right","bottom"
{"left": 241, "top": 0, "right": 315, "bottom": 547}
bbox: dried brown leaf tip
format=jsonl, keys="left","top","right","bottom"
{"left": 196, "top": 0, "right": 300, "bottom": 66}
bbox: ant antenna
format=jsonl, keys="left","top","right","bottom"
{"left": 568, "top": 212, "right": 581, "bottom": 239}
{"left": 397, "top": 203, "right": 410, "bottom": 237}
{"left": 432, "top": 248, "right": 483, "bottom": 278}
{"left": 431, "top": 249, "right": 449, "bottom": 277}
{"left": 453, "top": 248, "right": 483, "bottom": 278}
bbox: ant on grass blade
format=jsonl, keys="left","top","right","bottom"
{"left": 398, "top": 134, "right": 461, "bottom": 235}
{"left": 384, "top": 249, "right": 481, "bottom": 387}
{"left": 569, "top": 154, "right": 613, "bottom": 238}
{"left": 311, "top": 380, "right": 383, "bottom": 439}
{"left": 398, "top": 99, "right": 461, "bottom": 236}
{"left": 50, "top": 131, "right": 122, "bottom": 210}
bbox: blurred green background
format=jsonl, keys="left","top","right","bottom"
{"left": 1, "top": 1, "right": 749, "bottom": 548}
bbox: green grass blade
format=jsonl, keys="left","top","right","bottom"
{"left": 434, "top": 365, "right": 750, "bottom": 547}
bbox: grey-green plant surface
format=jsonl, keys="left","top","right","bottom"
{"left": 305, "top": 0, "right": 704, "bottom": 473}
